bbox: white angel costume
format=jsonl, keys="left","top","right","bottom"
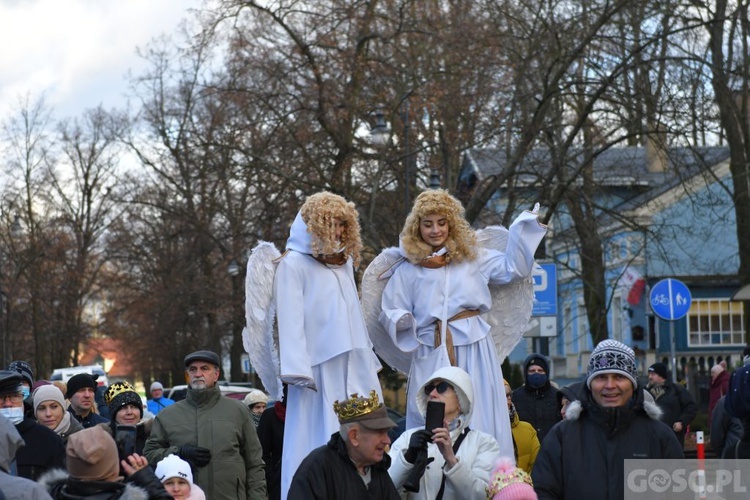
{"left": 273, "top": 212, "right": 383, "bottom": 500}
{"left": 377, "top": 210, "right": 546, "bottom": 459}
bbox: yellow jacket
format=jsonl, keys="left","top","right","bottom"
{"left": 510, "top": 410, "right": 541, "bottom": 473}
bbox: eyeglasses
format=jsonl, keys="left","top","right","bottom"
{"left": 423, "top": 381, "right": 453, "bottom": 396}
{"left": 0, "top": 393, "right": 23, "bottom": 404}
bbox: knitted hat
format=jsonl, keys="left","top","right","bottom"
{"left": 586, "top": 340, "right": 637, "bottom": 389}
{"left": 155, "top": 454, "right": 193, "bottom": 486}
{"left": 33, "top": 385, "right": 66, "bottom": 412}
{"left": 65, "top": 373, "right": 98, "bottom": 399}
{"left": 648, "top": 362, "right": 668, "bottom": 380}
{"left": 66, "top": 426, "right": 121, "bottom": 482}
{"left": 487, "top": 457, "right": 537, "bottom": 500}
{"left": 243, "top": 389, "right": 268, "bottom": 407}
{"left": 7, "top": 360, "right": 33, "bottom": 387}
{"left": 104, "top": 381, "right": 143, "bottom": 419}
{"left": 150, "top": 381, "right": 164, "bottom": 392}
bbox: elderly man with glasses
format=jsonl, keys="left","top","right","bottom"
{"left": 0, "top": 370, "right": 65, "bottom": 480}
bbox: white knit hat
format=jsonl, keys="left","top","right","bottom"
{"left": 586, "top": 339, "right": 637, "bottom": 389}
{"left": 243, "top": 389, "right": 268, "bottom": 407}
{"left": 150, "top": 381, "right": 164, "bottom": 392}
{"left": 33, "top": 384, "right": 66, "bottom": 412}
{"left": 155, "top": 454, "right": 193, "bottom": 485}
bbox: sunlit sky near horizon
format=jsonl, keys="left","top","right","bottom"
{"left": 0, "top": 0, "right": 202, "bottom": 122}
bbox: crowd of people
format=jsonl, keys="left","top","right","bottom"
{"left": 0, "top": 189, "right": 742, "bottom": 500}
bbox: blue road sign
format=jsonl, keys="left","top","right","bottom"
{"left": 650, "top": 278, "right": 692, "bottom": 321}
{"left": 532, "top": 263, "right": 557, "bottom": 316}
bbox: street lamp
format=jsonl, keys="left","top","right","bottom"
{"left": 227, "top": 258, "right": 245, "bottom": 382}
{"left": 227, "top": 259, "right": 240, "bottom": 277}
{"left": 369, "top": 109, "right": 390, "bottom": 148}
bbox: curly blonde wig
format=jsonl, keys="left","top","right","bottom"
{"left": 400, "top": 189, "right": 477, "bottom": 264}
{"left": 300, "top": 191, "right": 362, "bottom": 266}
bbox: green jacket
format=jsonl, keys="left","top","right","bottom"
{"left": 143, "top": 384, "right": 266, "bottom": 500}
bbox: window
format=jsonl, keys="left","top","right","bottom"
{"left": 687, "top": 299, "right": 745, "bottom": 347}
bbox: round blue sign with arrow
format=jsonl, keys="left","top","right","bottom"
{"left": 650, "top": 278, "right": 692, "bottom": 321}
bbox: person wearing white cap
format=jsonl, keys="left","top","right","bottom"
{"left": 155, "top": 454, "right": 206, "bottom": 500}
{"left": 532, "top": 339, "right": 683, "bottom": 499}
{"left": 147, "top": 382, "right": 175, "bottom": 415}
{"left": 243, "top": 389, "right": 269, "bottom": 427}
{"left": 33, "top": 385, "right": 83, "bottom": 444}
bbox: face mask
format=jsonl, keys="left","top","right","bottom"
{"left": 21, "top": 387, "right": 30, "bottom": 399}
{"left": 527, "top": 373, "right": 548, "bottom": 389}
{"left": 0, "top": 406, "right": 24, "bottom": 424}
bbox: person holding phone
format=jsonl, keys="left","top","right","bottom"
{"left": 388, "top": 366, "right": 501, "bottom": 499}
{"left": 100, "top": 381, "right": 153, "bottom": 455}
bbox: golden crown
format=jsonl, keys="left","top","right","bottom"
{"left": 104, "top": 381, "right": 136, "bottom": 405}
{"left": 333, "top": 390, "right": 381, "bottom": 421}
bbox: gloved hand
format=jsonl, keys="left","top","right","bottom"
{"left": 396, "top": 313, "right": 415, "bottom": 331}
{"left": 404, "top": 429, "right": 432, "bottom": 464}
{"left": 179, "top": 445, "right": 212, "bottom": 467}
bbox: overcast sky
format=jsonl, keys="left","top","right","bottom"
{"left": 0, "top": 0, "right": 202, "bottom": 121}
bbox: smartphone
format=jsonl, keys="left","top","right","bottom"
{"left": 425, "top": 400, "right": 445, "bottom": 432}
{"left": 115, "top": 424, "right": 137, "bottom": 461}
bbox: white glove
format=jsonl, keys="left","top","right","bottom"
{"left": 396, "top": 313, "right": 415, "bottom": 331}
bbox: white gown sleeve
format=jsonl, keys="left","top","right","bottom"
{"left": 482, "top": 210, "right": 547, "bottom": 284}
{"left": 274, "top": 257, "right": 315, "bottom": 388}
{"left": 379, "top": 267, "right": 420, "bottom": 353}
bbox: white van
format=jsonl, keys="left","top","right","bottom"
{"left": 50, "top": 364, "right": 109, "bottom": 387}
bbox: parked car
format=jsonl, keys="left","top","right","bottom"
{"left": 50, "top": 364, "right": 109, "bottom": 387}
{"left": 166, "top": 382, "right": 254, "bottom": 402}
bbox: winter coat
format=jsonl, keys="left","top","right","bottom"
{"left": 68, "top": 408, "right": 109, "bottom": 429}
{"left": 532, "top": 385, "right": 683, "bottom": 500}
{"left": 647, "top": 380, "right": 697, "bottom": 446}
{"left": 388, "top": 366, "right": 501, "bottom": 499}
{"left": 510, "top": 410, "right": 540, "bottom": 473}
{"left": 0, "top": 415, "right": 53, "bottom": 500}
{"left": 143, "top": 384, "right": 266, "bottom": 500}
{"left": 708, "top": 369, "right": 730, "bottom": 426}
{"left": 711, "top": 396, "right": 743, "bottom": 457}
{"left": 57, "top": 413, "right": 84, "bottom": 445}
{"left": 288, "top": 432, "right": 400, "bottom": 500}
{"left": 38, "top": 467, "right": 172, "bottom": 500}
{"left": 256, "top": 404, "right": 285, "bottom": 500}
{"left": 511, "top": 355, "right": 561, "bottom": 442}
{"left": 146, "top": 397, "right": 175, "bottom": 416}
{"left": 15, "top": 417, "right": 66, "bottom": 481}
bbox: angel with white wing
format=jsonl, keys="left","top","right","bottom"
{"left": 245, "top": 191, "right": 383, "bottom": 500}
{"left": 363, "top": 189, "right": 546, "bottom": 460}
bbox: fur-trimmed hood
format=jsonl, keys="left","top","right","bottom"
{"left": 564, "top": 386, "right": 663, "bottom": 422}
{"left": 38, "top": 468, "right": 149, "bottom": 500}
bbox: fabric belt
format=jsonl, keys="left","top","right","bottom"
{"left": 434, "top": 309, "right": 480, "bottom": 366}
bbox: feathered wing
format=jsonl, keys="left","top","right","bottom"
{"left": 243, "top": 241, "right": 283, "bottom": 401}
{"left": 476, "top": 226, "right": 535, "bottom": 364}
{"left": 361, "top": 247, "right": 412, "bottom": 374}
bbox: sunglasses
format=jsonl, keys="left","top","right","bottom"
{"left": 424, "top": 381, "right": 453, "bottom": 396}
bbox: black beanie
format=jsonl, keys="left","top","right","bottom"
{"left": 108, "top": 391, "right": 143, "bottom": 419}
{"left": 65, "top": 374, "right": 98, "bottom": 399}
